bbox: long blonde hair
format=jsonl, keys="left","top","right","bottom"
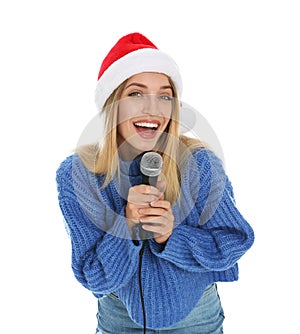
{"left": 76, "top": 74, "right": 205, "bottom": 205}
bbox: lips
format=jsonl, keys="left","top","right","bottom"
{"left": 133, "top": 120, "right": 160, "bottom": 139}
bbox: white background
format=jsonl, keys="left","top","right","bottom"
{"left": 1, "top": 0, "right": 299, "bottom": 333}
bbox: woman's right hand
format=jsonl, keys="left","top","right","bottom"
{"left": 125, "top": 184, "right": 163, "bottom": 235}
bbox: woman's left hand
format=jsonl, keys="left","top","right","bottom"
{"left": 138, "top": 192, "right": 174, "bottom": 244}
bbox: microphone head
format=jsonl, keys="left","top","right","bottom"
{"left": 140, "top": 152, "right": 163, "bottom": 177}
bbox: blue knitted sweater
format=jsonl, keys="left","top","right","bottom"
{"left": 56, "top": 148, "right": 254, "bottom": 329}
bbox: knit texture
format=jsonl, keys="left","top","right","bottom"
{"left": 56, "top": 148, "right": 254, "bottom": 329}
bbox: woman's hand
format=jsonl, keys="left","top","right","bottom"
{"left": 138, "top": 194, "right": 174, "bottom": 244}
{"left": 125, "top": 182, "right": 174, "bottom": 244}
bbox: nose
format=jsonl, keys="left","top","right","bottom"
{"left": 141, "top": 94, "right": 160, "bottom": 115}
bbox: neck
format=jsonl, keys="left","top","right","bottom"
{"left": 117, "top": 142, "right": 146, "bottom": 162}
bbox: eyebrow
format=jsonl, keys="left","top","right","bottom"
{"left": 124, "top": 82, "right": 173, "bottom": 91}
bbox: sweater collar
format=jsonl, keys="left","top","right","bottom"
{"left": 119, "top": 155, "right": 143, "bottom": 177}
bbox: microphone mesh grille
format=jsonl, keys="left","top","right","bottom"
{"left": 140, "top": 152, "right": 163, "bottom": 177}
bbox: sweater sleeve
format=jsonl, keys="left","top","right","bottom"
{"left": 56, "top": 155, "right": 142, "bottom": 296}
{"left": 149, "top": 149, "right": 254, "bottom": 272}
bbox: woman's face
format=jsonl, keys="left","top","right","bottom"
{"left": 117, "top": 72, "right": 173, "bottom": 159}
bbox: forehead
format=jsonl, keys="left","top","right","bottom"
{"left": 125, "top": 72, "right": 171, "bottom": 87}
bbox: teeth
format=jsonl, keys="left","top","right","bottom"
{"left": 134, "top": 122, "right": 158, "bottom": 128}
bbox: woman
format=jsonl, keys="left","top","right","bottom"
{"left": 56, "top": 33, "right": 254, "bottom": 333}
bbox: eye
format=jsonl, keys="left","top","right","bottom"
{"left": 159, "top": 95, "right": 173, "bottom": 101}
{"left": 128, "top": 91, "right": 142, "bottom": 97}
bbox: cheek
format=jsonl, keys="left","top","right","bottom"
{"left": 161, "top": 112, "right": 172, "bottom": 129}
{"left": 117, "top": 120, "right": 131, "bottom": 137}
{"left": 117, "top": 109, "right": 130, "bottom": 126}
{"left": 118, "top": 101, "right": 137, "bottom": 125}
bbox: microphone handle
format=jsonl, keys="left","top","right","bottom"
{"left": 142, "top": 174, "right": 158, "bottom": 187}
{"left": 139, "top": 174, "right": 158, "bottom": 240}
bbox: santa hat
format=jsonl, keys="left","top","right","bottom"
{"left": 95, "top": 33, "right": 183, "bottom": 111}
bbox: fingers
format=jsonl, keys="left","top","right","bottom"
{"left": 138, "top": 184, "right": 162, "bottom": 197}
{"left": 140, "top": 217, "right": 173, "bottom": 236}
{"left": 128, "top": 185, "right": 163, "bottom": 206}
{"left": 149, "top": 199, "right": 170, "bottom": 210}
{"left": 139, "top": 201, "right": 174, "bottom": 236}
{"left": 138, "top": 206, "right": 168, "bottom": 217}
{"left": 156, "top": 180, "right": 166, "bottom": 193}
{"left": 126, "top": 185, "right": 173, "bottom": 239}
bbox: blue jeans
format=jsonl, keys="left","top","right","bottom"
{"left": 96, "top": 283, "right": 224, "bottom": 333}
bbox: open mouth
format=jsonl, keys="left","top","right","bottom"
{"left": 133, "top": 120, "right": 160, "bottom": 138}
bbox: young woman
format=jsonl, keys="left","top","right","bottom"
{"left": 56, "top": 33, "right": 254, "bottom": 333}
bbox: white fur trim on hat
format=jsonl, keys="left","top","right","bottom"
{"left": 95, "top": 48, "right": 182, "bottom": 111}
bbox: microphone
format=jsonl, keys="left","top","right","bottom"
{"left": 140, "top": 152, "right": 163, "bottom": 186}
{"left": 139, "top": 152, "right": 163, "bottom": 239}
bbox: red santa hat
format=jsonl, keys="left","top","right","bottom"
{"left": 95, "top": 32, "right": 183, "bottom": 111}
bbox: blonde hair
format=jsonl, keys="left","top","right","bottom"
{"left": 76, "top": 75, "right": 205, "bottom": 205}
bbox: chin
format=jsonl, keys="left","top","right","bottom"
{"left": 131, "top": 140, "right": 159, "bottom": 154}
